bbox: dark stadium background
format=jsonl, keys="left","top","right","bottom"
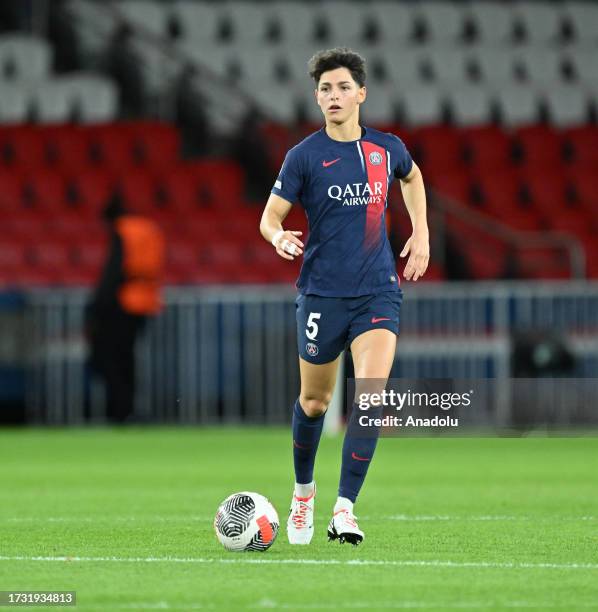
{"left": 0, "top": 0, "right": 597, "bottom": 427}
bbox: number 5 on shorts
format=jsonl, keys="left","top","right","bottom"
{"left": 306, "top": 312, "right": 321, "bottom": 340}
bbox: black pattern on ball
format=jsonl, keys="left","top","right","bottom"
{"left": 245, "top": 521, "right": 280, "bottom": 551}
{"left": 216, "top": 494, "right": 255, "bottom": 537}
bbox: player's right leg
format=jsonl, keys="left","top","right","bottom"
{"left": 288, "top": 355, "right": 340, "bottom": 544}
{"left": 289, "top": 294, "right": 345, "bottom": 544}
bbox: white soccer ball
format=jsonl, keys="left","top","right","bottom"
{"left": 214, "top": 491, "right": 279, "bottom": 552}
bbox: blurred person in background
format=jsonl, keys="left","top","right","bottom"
{"left": 85, "top": 193, "right": 165, "bottom": 424}
{"left": 260, "top": 48, "right": 429, "bottom": 546}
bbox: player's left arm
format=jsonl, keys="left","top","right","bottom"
{"left": 399, "top": 162, "right": 429, "bottom": 282}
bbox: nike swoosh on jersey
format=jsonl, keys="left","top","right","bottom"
{"left": 351, "top": 452, "right": 370, "bottom": 461}
{"left": 371, "top": 317, "right": 391, "bottom": 323}
{"left": 322, "top": 158, "right": 341, "bottom": 168}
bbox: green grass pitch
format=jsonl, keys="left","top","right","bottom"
{"left": 1, "top": 428, "right": 597, "bottom": 611}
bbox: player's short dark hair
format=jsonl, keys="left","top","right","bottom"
{"left": 308, "top": 48, "right": 366, "bottom": 88}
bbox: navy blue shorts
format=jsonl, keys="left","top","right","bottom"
{"left": 296, "top": 291, "right": 403, "bottom": 365}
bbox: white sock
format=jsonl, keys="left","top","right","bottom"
{"left": 294, "top": 481, "right": 315, "bottom": 498}
{"left": 334, "top": 496, "right": 354, "bottom": 514}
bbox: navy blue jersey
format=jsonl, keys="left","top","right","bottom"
{"left": 271, "top": 127, "right": 413, "bottom": 297}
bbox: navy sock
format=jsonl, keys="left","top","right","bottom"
{"left": 292, "top": 398, "right": 325, "bottom": 485}
{"left": 338, "top": 403, "right": 382, "bottom": 503}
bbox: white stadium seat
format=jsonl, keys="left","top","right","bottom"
{"left": 515, "top": 47, "right": 565, "bottom": 85}
{"left": 0, "top": 35, "right": 52, "bottom": 80}
{"left": 564, "top": 1, "right": 598, "bottom": 45}
{"left": 361, "top": 84, "right": 398, "bottom": 125}
{"left": 171, "top": 1, "right": 222, "bottom": 43}
{"left": 567, "top": 48, "right": 598, "bottom": 92}
{"left": 178, "top": 41, "right": 238, "bottom": 80}
{"left": 250, "top": 80, "right": 300, "bottom": 123}
{"left": 495, "top": 85, "right": 540, "bottom": 126}
{"left": 0, "top": 82, "right": 30, "bottom": 122}
{"left": 31, "top": 79, "right": 73, "bottom": 123}
{"left": 380, "top": 48, "right": 426, "bottom": 86}
{"left": 423, "top": 46, "right": 471, "bottom": 85}
{"left": 445, "top": 86, "right": 493, "bottom": 126}
{"left": 399, "top": 85, "right": 444, "bottom": 126}
{"left": 116, "top": 0, "right": 169, "bottom": 38}
{"left": 514, "top": 2, "right": 565, "bottom": 44}
{"left": 416, "top": 2, "right": 467, "bottom": 43}
{"left": 316, "top": 1, "right": 370, "bottom": 47}
{"left": 129, "top": 36, "right": 183, "bottom": 95}
{"left": 68, "top": 74, "right": 119, "bottom": 122}
{"left": 270, "top": 2, "right": 318, "bottom": 45}
{"left": 467, "top": 2, "right": 514, "bottom": 44}
{"left": 368, "top": 2, "right": 416, "bottom": 46}
{"left": 475, "top": 46, "right": 517, "bottom": 84}
{"left": 544, "top": 84, "right": 588, "bottom": 127}
{"left": 222, "top": 1, "right": 273, "bottom": 45}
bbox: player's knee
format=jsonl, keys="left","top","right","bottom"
{"left": 299, "top": 394, "right": 331, "bottom": 418}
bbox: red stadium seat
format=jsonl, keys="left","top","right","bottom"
{"left": 0, "top": 169, "right": 24, "bottom": 212}
{"left": 0, "top": 126, "right": 47, "bottom": 170}
{"left": 413, "top": 126, "right": 465, "bottom": 173}
{"left": 472, "top": 168, "right": 524, "bottom": 215}
{"left": 461, "top": 125, "right": 513, "bottom": 170}
{"left": 523, "top": 172, "right": 568, "bottom": 213}
{"left": 0, "top": 239, "right": 28, "bottom": 272}
{"left": 158, "top": 165, "right": 201, "bottom": 214}
{"left": 88, "top": 124, "right": 136, "bottom": 172}
{"left": 44, "top": 125, "right": 92, "bottom": 172}
{"left": 71, "top": 235, "right": 107, "bottom": 273}
{"left": 515, "top": 125, "right": 564, "bottom": 169}
{"left": 564, "top": 126, "right": 598, "bottom": 168}
{"left": 119, "top": 169, "right": 159, "bottom": 215}
{"left": 184, "top": 160, "right": 246, "bottom": 209}
{"left": 29, "top": 240, "right": 71, "bottom": 271}
{"left": 126, "top": 121, "right": 180, "bottom": 169}
{"left": 23, "top": 170, "right": 67, "bottom": 213}
{"left": 567, "top": 169, "right": 598, "bottom": 213}
{"left": 427, "top": 170, "right": 472, "bottom": 204}
{"left": 71, "top": 168, "right": 116, "bottom": 218}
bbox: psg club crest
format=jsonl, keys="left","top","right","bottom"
{"left": 306, "top": 342, "right": 319, "bottom": 357}
{"left": 369, "top": 151, "right": 383, "bottom": 166}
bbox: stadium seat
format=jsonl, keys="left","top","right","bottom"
{"left": 120, "top": 169, "right": 159, "bottom": 215}
{"left": 64, "top": 0, "right": 119, "bottom": 61}
{"left": 126, "top": 121, "right": 180, "bottom": 169}
{"left": 399, "top": 85, "right": 444, "bottom": 126}
{"left": 467, "top": 2, "right": 515, "bottom": 44}
{"left": 0, "top": 82, "right": 30, "bottom": 123}
{"left": 171, "top": 1, "right": 222, "bottom": 43}
{"left": 0, "top": 127, "right": 46, "bottom": 170}
{"left": 523, "top": 172, "right": 568, "bottom": 213}
{"left": 416, "top": 2, "right": 467, "bottom": 43}
{"left": 0, "top": 169, "right": 23, "bottom": 211}
{"left": 23, "top": 170, "right": 67, "bottom": 214}
{"left": 222, "top": 1, "right": 273, "bottom": 45}
{"left": 564, "top": 2, "right": 598, "bottom": 45}
{"left": 31, "top": 79, "right": 73, "bottom": 123}
{"left": 462, "top": 125, "right": 513, "bottom": 169}
{"left": 446, "top": 86, "right": 493, "bottom": 126}
{"left": 428, "top": 171, "right": 472, "bottom": 204}
{"left": 0, "top": 34, "right": 52, "bottom": 80}
{"left": 317, "top": 1, "right": 371, "bottom": 46}
{"left": 128, "top": 36, "right": 183, "bottom": 96}
{"left": 514, "top": 3, "right": 565, "bottom": 44}
{"left": 0, "top": 239, "right": 27, "bottom": 272}
{"left": 369, "top": 2, "right": 416, "bottom": 45}
{"left": 475, "top": 47, "right": 517, "bottom": 84}
{"left": 360, "top": 85, "right": 398, "bottom": 125}
{"left": 70, "top": 168, "right": 116, "bottom": 218}
{"left": 68, "top": 73, "right": 119, "bottom": 123}
{"left": 423, "top": 46, "right": 471, "bottom": 85}
{"left": 564, "top": 126, "right": 598, "bottom": 168}
{"left": 544, "top": 84, "right": 589, "bottom": 127}
{"left": 515, "top": 125, "right": 564, "bottom": 169}
{"left": 473, "top": 168, "right": 524, "bottom": 215}
{"left": 568, "top": 169, "right": 598, "bottom": 212}
{"left": 269, "top": 2, "right": 318, "bottom": 44}
{"left": 495, "top": 86, "right": 540, "bottom": 126}
{"left": 184, "top": 160, "right": 245, "bottom": 209}
{"left": 515, "top": 47, "right": 565, "bottom": 85}
{"left": 413, "top": 125, "right": 465, "bottom": 172}
{"left": 44, "top": 125, "right": 91, "bottom": 172}
{"left": 381, "top": 50, "right": 425, "bottom": 87}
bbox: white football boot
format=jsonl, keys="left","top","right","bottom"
{"left": 287, "top": 484, "right": 316, "bottom": 545}
{"left": 327, "top": 508, "right": 364, "bottom": 546}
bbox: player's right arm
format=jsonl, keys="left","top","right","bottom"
{"left": 260, "top": 194, "right": 304, "bottom": 261}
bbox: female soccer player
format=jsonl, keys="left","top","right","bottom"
{"left": 260, "top": 48, "right": 429, "bottom": 545}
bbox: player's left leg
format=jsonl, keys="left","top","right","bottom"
{"left": 328, "top": 327, "right": 397, "bottom": 545}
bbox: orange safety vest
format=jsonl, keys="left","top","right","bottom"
{"left": 116, "top": 215, "right": 165, "bottom": 316}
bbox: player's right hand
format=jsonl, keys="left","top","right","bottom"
{"left": 274, "top": 231, "right": 304, "bottom": 261}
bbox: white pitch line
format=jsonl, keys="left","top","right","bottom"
{"left": 0, "top": 555, "right": 597, "bottom": 571}
{"left": 2, "top": 515, "right": 595, "bottom": 523}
